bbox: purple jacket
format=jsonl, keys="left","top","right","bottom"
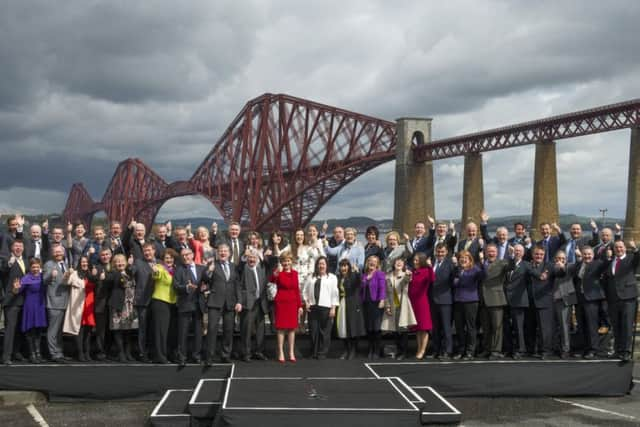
{"left": 452, "top": 265, "right": 485, "bottom": 303}
{"left": 361, "top": 270, "right": 386, "bottom": 302}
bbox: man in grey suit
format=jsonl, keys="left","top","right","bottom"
{"left": 202, "top": 243, "right": 242, "bottom": 365}
{"left": 479, "top": 244, "right": 510, "bottom": 359}
{"left": 43, "top": 245, "right": 71, "bottom": 362}
{"left": 238, "top": 248, "right": 269, "bottom": 362}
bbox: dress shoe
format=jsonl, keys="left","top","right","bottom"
{"left": 437, "top": 353, "right": 451, "bottom": 361}
{"left": 13, "top": 353, "right": 25, "bottom": 362}
{"left": 139, "top": 355, "right": 152, "bottom": 364}
{"left": 155, "top": 357, "right": 170, "bottom": 364}
{"left": 220, "top": 356, "right": 230, "bottom": 363}
{"left": 317, "top": 354, "right": 327, "bottom": 360}
{"left": 583, "top": 352, "right": 596, "bottom": 360}
{"left": 462, "top": 352, "right": 474, "bottom": 361}
{"left": 396, "top": 353, "right": 405, "bottom": 361}
{"left": 559, "top": 352, "right": 570, "bottom": 360}
{"left": 178, "top": 358, "right": 187, "bottom": 367}
{"left": 63, "top": 356, "right": 73, "bottom": 361}
{"left": 621, "top": 352, "right": 631, "bottom": 362}
{"left": 84, "top": 352, "right": 93, "bottom": 361}
{"left": 191, "top": 357, "right": 202, "bottom": 364}
{"left": 3, "top": 359, "right": 12, "bottom": 365}
{"left": 95, "top": 352, "right": 107, "bottom": 361}
{"left": 29, "top": 354, "right": 39, "bottom": 364}
{"left": 204, "top": 359, "right": 215, "bottom": 367}
{"left": 452, "top": 353, "right": 463, "bottom": 360}
{"left": 489, "top": 352, "right": 504, "bottom": 361}
{"left": 339, "top": 352, "right": 348, "bottom": 360}
{"left": 117, "top": 353, "right": 128, "bottom": 363}
{"left": 253, "top": 353, "right": 268, "bottom": 361}
{"left": 477, "top": 351, "right": 490, "bottom": 359}
{"left": 78, "top": 354, "right": 87, "bottom": 362}
{"left": 425, "top": 353, "right": 436, "bottom": 359}
{"left": 512, "top": 352, "right": 522, "bottom": 360}
{"left": 241, "top": 356, "right": 251, "bottom": 363}
{"left": 52, "top": 357, "right": 66, "bottom": 364}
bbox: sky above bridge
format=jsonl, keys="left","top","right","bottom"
{"left": 1, "top": 1, "right": 639, "bottom": 222}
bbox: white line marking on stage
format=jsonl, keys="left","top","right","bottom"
{"left": 385, "top": 377, "right": 419, "bottom": 411}
{"left": 553, "top": 399, "right": 637, "bottom": 420}
{"left": 150, "top": 390, "right": 192, "bottom": 417}
{"left": 426, "top": 386, "right": 461, "bottom": 415}
{"left": 363, "top": 363, "right": 380, "bottom": 378}
{"left": 26, "top": 404, "right": 49, "bottom": 427}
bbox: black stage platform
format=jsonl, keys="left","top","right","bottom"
{"left": 0, "top": 358, "right": 633, "bottom": 401}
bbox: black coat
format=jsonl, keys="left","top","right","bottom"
{"left": 173, "top": 264, "right": 207, "bottom": 313}
{"left": 430, "top": 257, "right": 454, "bottom": 305}
{"left": 574, "top": 259, "right": 607, "bottom": 302}
{"left": 88, "top": 263, "right": 112, "bottom": 314}
{"left": 131, "top": 259, "right": 155, "bottom": 307}
{"left": 527, "top": 262, "right": 555, "bottom": 309}
{"left": 2, "top": 257, "right": 26, "bottom": 306}
{"left": 337, "top": 272, "right": 366, "bottom": 338}
{"left": 505, "top": 260, "right": 530, "bottom": 308}
{"left": 604, "top": 250, "right": 639, "bottom": 301}
{"left": 107, "top": 270, "right": 131, "bottom": 312}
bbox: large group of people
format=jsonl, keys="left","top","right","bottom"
{"left": 0, "top": 211, "right": 637, "bottom": 366}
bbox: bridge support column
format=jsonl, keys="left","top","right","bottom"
{"left": 460, "top": 152, "right": 484, "bottom": 227}
{"left": 530, "top": 140, "right": 559, "bottom": 241}
{"left": 393, "top": 118, "right": 435, "bottom": 235}
{"left": 624, "top": 127, "right": 640, "bottom": 243}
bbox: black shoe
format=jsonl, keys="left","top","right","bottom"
{"left": 63, "top": 356, "right": 73, "bottom": 361}
{"left": 425, "top": 353, "right": 436, "bottom": 360}
{"left": 95, "top": 352, "right": 107, "bottom": 361}
{"left": 52, "top": 357, "right": 66, "bottom": 364}
{"left": 241, "top": 356, "right": 251, "bottom": 363}
{"left": 139, "top": 355, "right": 152, "bottom": 364}
{"left": 489, "top": 352, "right": 504, "bottom": 361}
{"left": 583, "top": 352, "right": 596, "bottom": 360}
{"left": 3, "top": 359, "right": 12, "bottom": 365}
{"left": 559, "top": 352, "right": 570, "bottom": 360}
{"left": 621, "top": 352, "right": 631, "bottom": 362}
{"left": 117, "top": 353, "right": 127, "bottom": 363}
{"left": 178, "top": 358, "right": 187, "bottom": 367}
{"left": 462, "top": 353, "right": 474, "bottom": 361}
{"left": 396, "top": 353, "right": 405, "bottom": 361}
{"left": 512, "top": 352, "right": 522, "bottom": 360}
{"left": 317, "top": 354, "right": 327, "bottom": 360}
{"left": 155, "top": 357, "right": 170, "bottom": 364}
{"left": 437, "top": 353, "right": 451, "bottom": 361}
{"left": 204, "top": 359, "right": 214, "bottom": 367}
{"left": 191, "top": 356, "right": 202, "bottom": 364}
{"left": 477, "top": 351, "right": 490, "bottom": 359}
{"left": 84, "top": 352, "right": 93, "bottom": 361}
{"left": 13, "top": 353, "right": 25, "bottom": 362}
{"left": 29, "top": 353, "right": 39, "bottom": 364}
{"left": 78, "top": 354, "right": 87, "bottom": 362}
{"left": 339, "top": 352, "right": 348, "bottom": 360}
{"left": 253, "top": 353, "right": 268, "bottom": 361}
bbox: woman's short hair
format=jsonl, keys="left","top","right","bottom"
{"left": 279, "top": 251, "right": 293, "bottom": 263}
{"left": 414, "top": 252, "right": 428, "bottom": 268}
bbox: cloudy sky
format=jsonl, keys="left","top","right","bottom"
{"left": 1, "top": 1, "right": 639, "bottom": 223}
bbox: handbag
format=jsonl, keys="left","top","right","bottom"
{"left": 267, "top": 282, "right": 278, "bottom": 301}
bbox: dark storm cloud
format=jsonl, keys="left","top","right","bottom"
{"left": 0, "top": 1, "right": 638, "bottom": 220}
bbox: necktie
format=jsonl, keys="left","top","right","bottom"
{"left": 614, "top": 257, "right": 621, "bottom": 275}
{"left": 17, "top": 258, "right": 25, "bottom": 274}
{"left": 190, "top": 265, "right": 197, "bottom": 282}
{"left": 253, "top": 267, "right": 260, "bottom": 299}
{"left": 567, "top": 240, "right": 575, "bottom": 263}
{"left": 223, "top": 262, "right": 230, "bottom": 280}
{"left": 314, "top": 278, "right": 321, "bottom": 305}
{"left": 60, "top": 262, "right": 66, "bottom": 273}
{"left": 233, "top": 240, "right": 239, "bottom": 264}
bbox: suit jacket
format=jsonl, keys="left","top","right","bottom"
{"left": 505, "top": 259, "right": 530, "bottom": 308}
{"left": 527, "top": 261, "right": 555, "bottom": 309}
{"left": 2, "top": 256, "right": 26, "bottom": 306}
{"left": 239, "top": 263, "right": 269, "bottom": 313}
{"left": 561, "top": 235, "right": 591, "bottom": 263}
{"left": 574, "top": 259, "right": 607, "bottom": 302}
{"left": 430, "top": 257, "right": 454, "bottom": 305}
{"left": 0, "top": 230, "right": 23, "bottom": 257}
{"left": 480, "top": 260, "right": 509, "bottom": 307}
{"left": 131, "top": 259, "right": 155, "bottom": 307}
{"left": 173, "top": 263, "right": 207, "bottom": 313}
{"left": 203, "top": 260, "right": 241, "bottom": 310}
{"left": 68, "top": 237, "right": 89, "bottom": 267}
{"left": 480, "top": 224, "right": 515, "bottom": 260}
{"left": 151, "top": 236, "right": 176, "bottom": 259}
{"left": 604, "top": 250, "right": 639, "bottom": 301}
{"left": 219, "top": 237, "right": 245, "bottom": 266}
{"left": 43, "top": 260, "right": 71, "bottom": 310}
{"left": 456, "top": 237, "right": 482, "bottom": 261}
{"left": 592, "top": 237, "right": 620, "bottom": 261}
{"left": 535, "top": 233, "right": 567, "bottom": 263}
{"left": 88, "top": 263, "right": 112, "bottom": 313}
{"left": 24, "top": 237, "right": 51, "bottom": 263}
{"left": 552, "top": 264, "right": 578, "bottom": 306}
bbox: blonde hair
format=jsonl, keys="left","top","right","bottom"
{"left": 385, "top": 231, "right": 401, "bottom": 245}
{"left": 111, "top": 254, "right": 127, "bottom": 269}
{"left": 279, "top": 250, "right": 294, "bottom": 263}
{"left": 196, "top": 226, "right": 210, "bottom": 241}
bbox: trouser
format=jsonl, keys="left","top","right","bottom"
{"left": 135, "top": 306, "right": 151, "bottom": 358}
{"left": 75, "top": 325, "right": 92, "bottom": 357}
{"left": 2, "top": 306, "right": 22, "bottom": 361}
{"left": 480, "top": 305, "right": 504, "bottom": 353}
{"left": 536, "top": 306, "right": 553, "bottom": 355}
{"left": 431, "top": 303, "right": 453, "bottom": 355}
{"left": 240, "top": 303, "right": 267, "bottom": 357}
{"left": 507, "top": 307, "right": 527, "bottom": 354}
{"left": 524, "top": 304, "right": 538, "bottom": 354}
{"left": 47, "top": 308, "right": 65, "bottom": 359}
{"left": 609, "top": 297, "right": 637, "bottom": 354}
{"left": 453, "top": 302, "right": 478, "bottom": 355}
{"left": 598, "top": 299, "right": 611, "bottom": 328}
{"left": 151, "top": 300, "right": 173, "bottom": 361}
{"left": 308, "top": 306, "right": 332, "bottom": 357}
{"left": 177, "top": 310, "right": 203, "bottom": 361}
{"left": 26, "top": 328, "right": 42, "bottom": 357}
{"left": 395, "top": 332, "right": 408, "bottom": 355}
{"left": 577, "top": 299, "right": 600, "bottom": 353}
{"left": 207, "top": 307, "right": 235, "bottom": 360}
{"left": 553, "top": 301, "right": 571, "bottom": 353}
{"left": 95, "top": 310, "right": 110, "bottom": 355}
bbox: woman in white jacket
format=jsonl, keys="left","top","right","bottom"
{"left": 304, "top": 256, "right": 339, "bottom": 359}
{"left": 380, "top": 257, "right": 416, "bottom": 360}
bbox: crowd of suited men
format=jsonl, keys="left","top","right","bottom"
{"left": 0, "top": 210, "right": 637, "bottom": 365}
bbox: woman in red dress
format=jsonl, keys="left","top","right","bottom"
{"left": 270, "top": 251, "right": 303, "bottom": 363}
{"left": 409, "top": 252, "right": 435, "bottom": 359}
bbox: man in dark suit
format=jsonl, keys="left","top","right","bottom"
{"left": 430, "top": 243, "right": 455, "bottom": 359}
{"left": 122, "top": 220, "right": 149, "bottom": 261}
{"left": 322, "top": 224, "right": 344, "bottom": 273}
{"left": 170, "top": 227, "right": 191, "bottom": 266}
{"left": 425, "top": 220, "right": 457, "bottom": 261}
{"left": 88, "top": 248, "right": 113, "bottom": 360}
{"left": 479, "top": 244, "right": 510, "bottom": 359}
{"left": 202, "top": 243, "right": 242, "bottom": 365}
{"left": 408, "top": 221, "right": 430, "bottom": 264}
{"left": 130, "top": 243, "right": 157, "bottom": 362}
{"left": 24, "top": 222, "right": 50, "bottom": 262}
{"left": 173, "top": 248, "right": 206, "bottom": 366}
{"left": 1, "top": 240, "right": 27, "bottom": 364}
{"left": 604, "top": 240, "right": 639, "bottom": 361}
{"left": 480, "top": 211, "right": 515, "bottom": 261}
{"left": 151, "top": 223, "right": 176, "bottom": 256}
{"left": 573, "top": 246, "right": 609, "bottom": 359}
{"left": 504, "top": 244, "right": 530, "bottom": 359}
{"left": 220, "top": 222, "right": 244, "bottom": 267}
{"left": 562, "top": 223, "right": 591, "bottom": 264}
{"left": 0, "top": 215, "right": 24, "bottom": 257}
{"left": 108, "top": 221, "right": 126, "bottom": 257}
{"left": 456, "top": 222, "right": 484, "bottom": 261}
{"left": 527, "top": 245, "right": 556, "bottom": 359}
{"left": 238, "top": 248, "right": 269, "bottom": 362}
{"left": 535, "top": 222, "right": 566, "bottom": 263}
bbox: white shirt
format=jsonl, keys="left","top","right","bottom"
{"left": 303, "top": 273, "right": 340, "bottom": 308}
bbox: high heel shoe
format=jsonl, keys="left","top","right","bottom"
{"left": 288, "top": 356, "right": 297, "bottom": 363}
{"left": 277, "top": 354, "right": 285, "bottom": 364}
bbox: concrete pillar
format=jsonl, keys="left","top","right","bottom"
{"left": 393, "top": 118, "right": 435, "bottom": 235}
{"left": 530, "top": 140, "right": 559, "bottom": 241}
{"left": 624, "top": 128, "right": 640, "bottom": 243}
{"left": 460, "top": 152, "right": 484, "bottom": 228}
